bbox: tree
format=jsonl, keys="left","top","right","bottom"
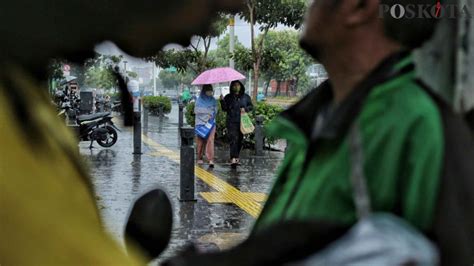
{"left": 47, "top": 59, "right": 65, "bottom": 93}
{"left": 158, "top": 69, "right": 194, "bottom": 89}
{"left": 208, "top": 33, "right": 245, "bottom": 68}
{"left": 48, "top": 59, "right": 65, "bottom": 81}
{"left": 84, "top": 54, "right": 123, "bottom": 92}
{"left": 149, "top": 14, "right": 228, "bottom": 75}
{"left": 240, "top": 0, "right": 307, "bottom": 99}
{"left": 263, "top": 30, "right": 312, "bottom": 96}
{"left": 234, "top": 30, "right": 313, "bottom": 96}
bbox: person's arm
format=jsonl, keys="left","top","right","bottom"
{"left": 244, "top": 95, "right": 253, "bottom": 112}
{"left": 220, "top": 95, "right": 228, "bottom": 112}
{"left": 163, "top": 220, "right": 349, "bottom": 266}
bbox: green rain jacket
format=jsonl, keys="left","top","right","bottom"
{"left": 252, "top": 51, "right": 474, "bottom": 265}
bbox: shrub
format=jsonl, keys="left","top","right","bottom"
{"left": 247, "top": 102, "right": 284, "bottom": 146}
{"left": 186, "top": 100, "right": 284, "bottom": 147}
{"left": 143, "top": 96, "right": 172, "bottom": 115}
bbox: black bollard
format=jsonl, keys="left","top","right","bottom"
{"left": 255, "top": 115, "right": 265, "bottom": 156}
{"left": 143, "top": 105, "right": 149, "bottom": 131}
{"left": 178, "top": 102, "right": 185, "bottom": 146}
{"left": 179, "top": 127, "right": 196, "bottom": 201}
{"left": 178, "top": 102, "right": 184, "bottom": 129}
{"left": 133, "top": 100, "right": 142, "bottom": 155}
{"left": 158, "top": 105, "right": 164, "bottom": 118}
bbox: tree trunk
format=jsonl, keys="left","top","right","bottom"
{"left": 274, "top": 80, "right": 281, "bottom": 97}
{"left": 264, "top": 79, "right": 270, "bottom": 96}
{"left": 248, "top": 2, "right": 258, "bottom": 100}
{"left": 294, "top": 78, "right": 299, "bottom": 97}
{"left": 253, "top": 60, "right": 260, "bottom": 100}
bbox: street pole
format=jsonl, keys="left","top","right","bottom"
{"left": 123, "top": 60, "right": 128, "bottom": 74}
{"left": 133, "top": 98, "right": 142, "bottom": 155}
{"left": 229, "top": 15, "right": 235, "bottom": 69}
{"left": 152, "top": 63, "right": 157, "bottom": 96}
{"left": 249, "top": 70, "right": 252, "bottom": 92}
{"left": 178, "top": 102, "right": 184, "bottom": 146}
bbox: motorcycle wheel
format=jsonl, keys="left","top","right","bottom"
{"left": 97, "top": 126, "right": 118, "bottom": 148}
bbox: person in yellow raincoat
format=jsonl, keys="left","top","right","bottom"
{"left": 0, "top": 1, "right": 243, "bottom": 265}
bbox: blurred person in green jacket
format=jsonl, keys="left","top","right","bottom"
{"left": 251, "top": 0, "right": 474, "bottom": 265}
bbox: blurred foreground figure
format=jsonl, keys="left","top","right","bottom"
{"left": 0, "top": 1, "right": 243, "bottom": 265}
{"left": 253, "top": 0, "right": 474, "bottom": 264}
{"left": 165, "top": 0, "right": 474, "bottom": 265}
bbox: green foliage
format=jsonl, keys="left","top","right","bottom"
{"left": 248, "top": 101, "right": 284, "bottom": 145}
{"left": 143, "top": 96, "right": 172, "bottom": 115}
{"left": 185, "top": 102, "right": 196, "bottom": 126}
{"left": 241, "top": 0, "right": 307, "bottom": 30}
{"left": 48, "top": 59, "right": 65, "bottom": 81}
{"left": 159, "top": 69, "right": 194, "bottom": 89}
{"left": 234, "top": 30, "right": 313, "bottom": 94}
{"left": 251, "top": 102, "right": 284, "bottom": 123}
{"left": 239, "top": 0, "right": 308, "bottom": 98}
{"left": 208, "top": 14, "right": 229, "bottom": 37}
{"left": 185, "top": 100, "right": 283, "bottom": 146}
{"left": 85, "top": 66, "right": 116, "bottom": 90}
{"left": 150, "top": 49, "right": 199, "bottom": 74}
{"left": 148, "top": 14, "right": 228, "bottom": 75}
{"left": 233, "top": 46, "right": 254, "bottom": 72}
{"left": 208, "top": 34, "right": 245, "bottom": 69}
{"left": 274, "top": 95, "right": 298, "bottom": 100}
{"left": 84, "top": 54, "right": 124, "bottom": 90}
{"left": 263, "top": 30, "right": 312, "bottom": 86}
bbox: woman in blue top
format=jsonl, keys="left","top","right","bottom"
{"left": 194, "top": 85, "right": 218, "bottom": 167}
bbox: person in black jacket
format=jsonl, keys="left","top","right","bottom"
{"left": 220, "top": 80, "right": 253, "bottom": 166}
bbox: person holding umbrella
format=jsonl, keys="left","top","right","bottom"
{"left": 220, "top": 80, "right": 253, "bottom": 167}
{"left": 191, "top": 67, "right": 250, "bottom": 168}
{"left": 195, "top": 85, "right": 218, "bottom": 167}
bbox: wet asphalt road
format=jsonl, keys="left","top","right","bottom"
{"left": 79, "top": 103, "right": 284, "bottom": 263}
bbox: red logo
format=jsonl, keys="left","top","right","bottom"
{"left": 435, "top": 0, "right": 442, "bottom": 17}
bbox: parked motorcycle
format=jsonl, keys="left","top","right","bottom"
{"left": 112, "top": 100, "right": 123, "bottom": 114}
{"left": 76, "top": 112, "right": 120, "bottom": 148}
{"left": 57, "top": 96, "right": 120, "bottom": 148}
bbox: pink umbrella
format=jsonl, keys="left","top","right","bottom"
{"left": 191, "top": 67, "right": 246, "bottom": 85}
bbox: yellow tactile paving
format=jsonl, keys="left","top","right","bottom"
{"left": 142, "top": 134, "right": 264, "bottom": 218}
{"left": 200, "top": 192, "right": 267, "bottom": 203}
{"left": 200, "top": 192, "right": 233, "bottom": 203}
{"left": 243, "top": 193, "right": 267, "bottom": 202}
{"left": 195, "top": 167, "right": 262, "bottom": 217}
{"left": 198, "top": 233, "right": 247, "bottom": 250}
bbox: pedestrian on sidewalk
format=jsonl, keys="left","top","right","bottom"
{"left": 195, "top": 84, "right": 218, "bottom": 167}
{"left": 220, "top": 80, "right": 253, "bottom": 167}
{"left": 181, "top": 88, "right": 191, "bottom": 105}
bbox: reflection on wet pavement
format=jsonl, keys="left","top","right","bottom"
{"left": 80, "top": 104, "right": 284, "bottom": 262}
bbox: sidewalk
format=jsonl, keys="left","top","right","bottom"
{"left": 79, "top": 104, "right": 284, "bottom": 262}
